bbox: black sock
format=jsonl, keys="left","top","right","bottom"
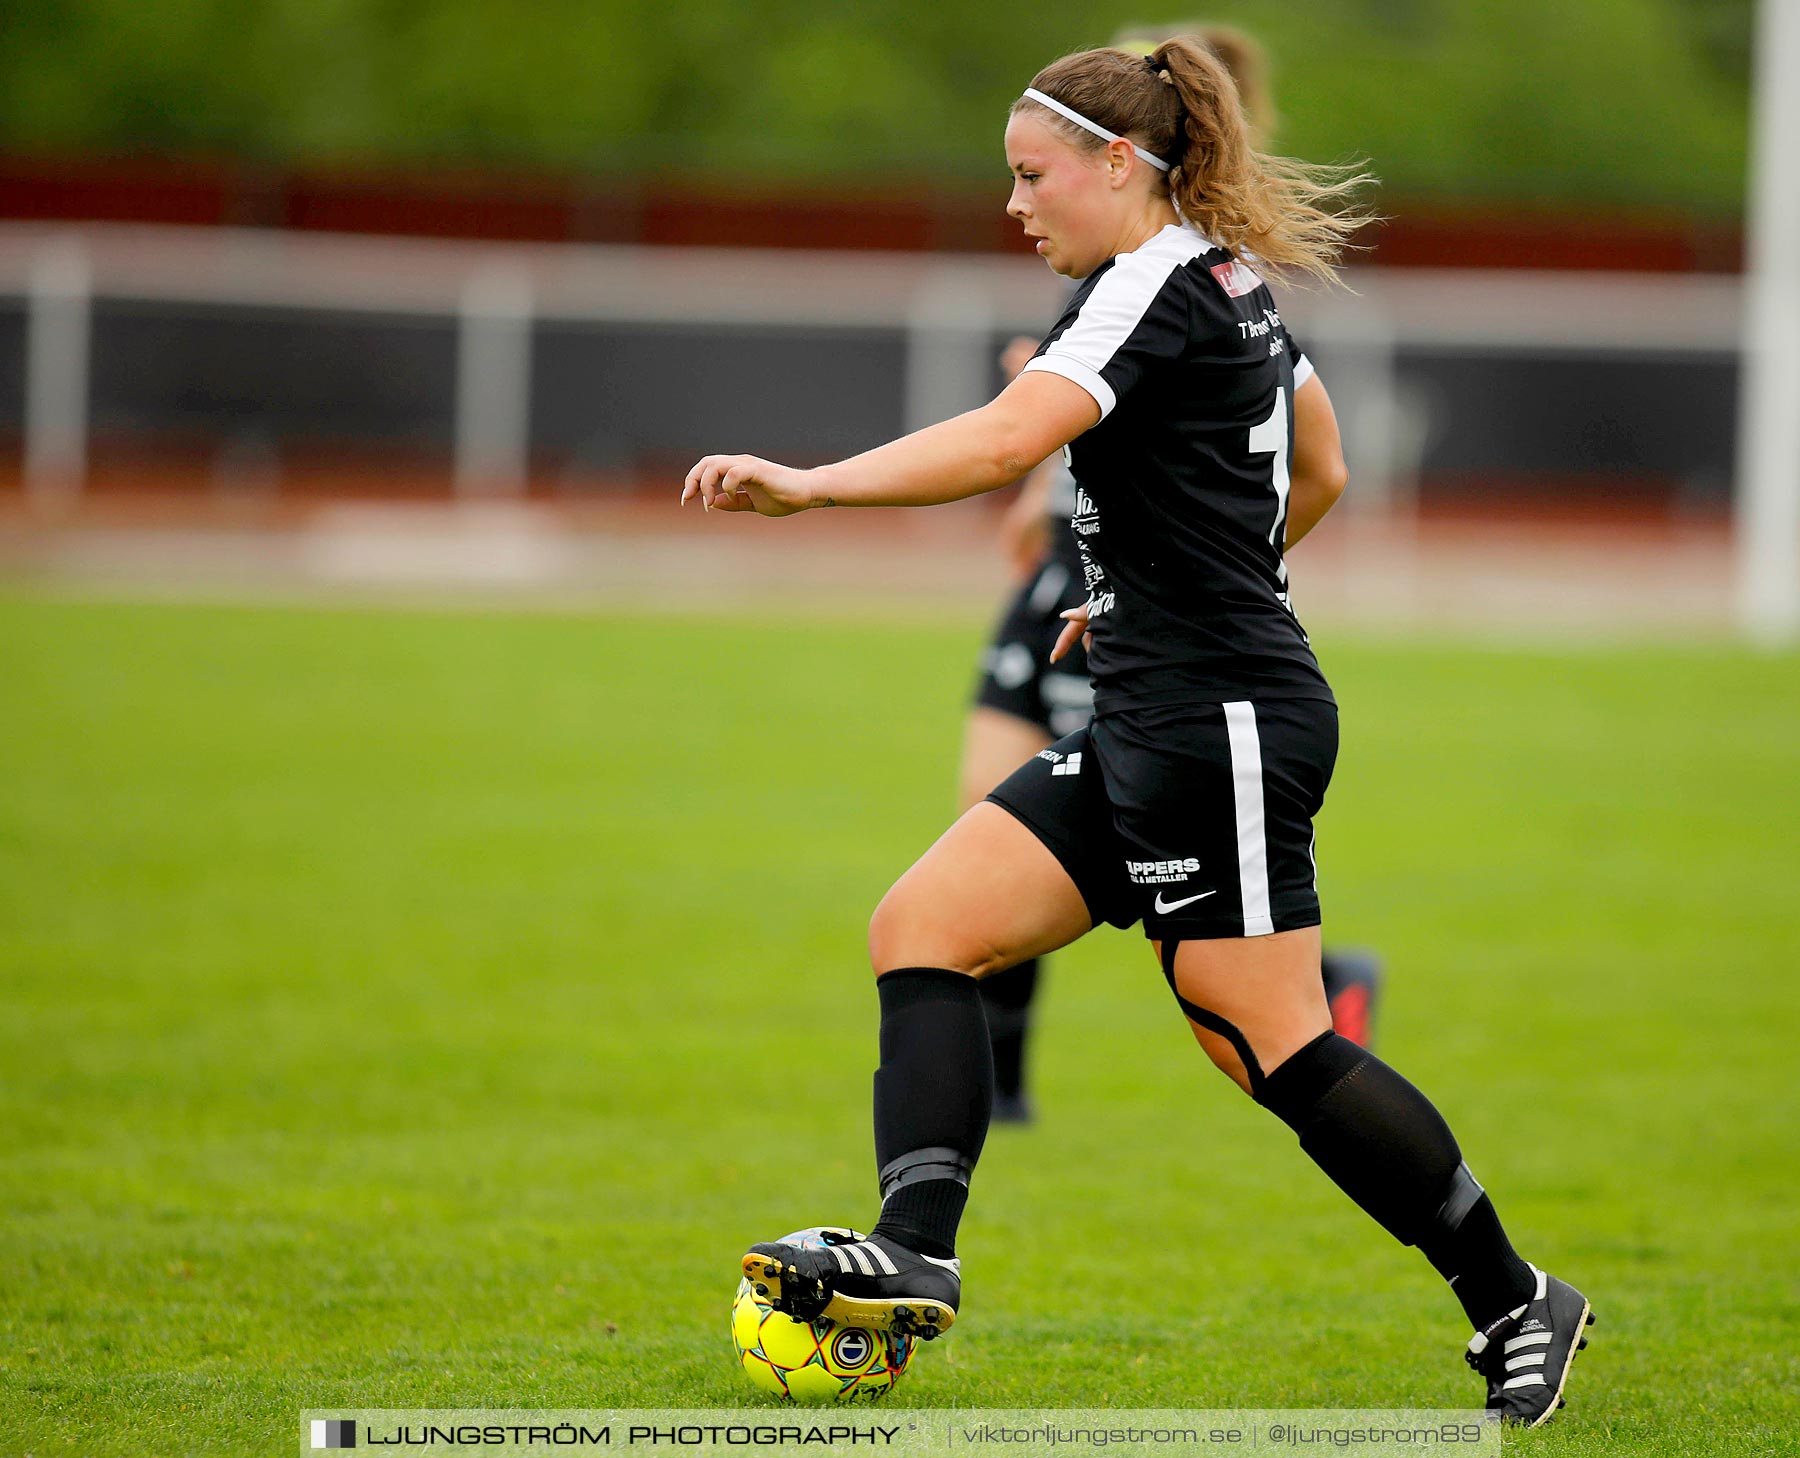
{"left": 978, "top": 959, "right": 1040, "bottom": 1100}
{"left": 867, "top": 967, "right": 992, "bottom": 1260}
{"left": 1419, "top": 1194, "right": 1537, "bottom": 1328}
{"left": 1257, "top": 1031, "right": 1537, "bottom": 1327}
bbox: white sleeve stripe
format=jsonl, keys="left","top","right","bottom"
{"left": 1293, "top": 353, "right": 1316, "bottom": 389}
{"left": 1021, "top": 355, "right": 1117, "bottom": 419}
{"left": 1029, "top": 231, "right": 1204, "bottom": 418}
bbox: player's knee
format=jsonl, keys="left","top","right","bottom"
{"left": 868, "top": 886, "right": 1005, "bottom": 979}
{"left": 867, "top": 889, "right": 908, "bottom": 973}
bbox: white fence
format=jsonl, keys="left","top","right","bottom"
{"left": 0, "top": 220, "right": 1788, "bottom": 638}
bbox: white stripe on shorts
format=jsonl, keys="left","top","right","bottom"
{"left": 1223, "top": 701, "right": 1274, "bottom": 937}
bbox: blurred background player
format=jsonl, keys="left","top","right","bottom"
{"left": 966, "top": 23, "right": 1382, "bottom": 1122}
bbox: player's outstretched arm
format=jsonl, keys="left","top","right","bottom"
{"left": 682, "top": 371, "right": 1100, "bottom": 516}
{"left": 994, "top": 334, "right": 1058, "bottom": 574}
{"left": 1284, "top": 374, "right": 1349, "bottom": 548}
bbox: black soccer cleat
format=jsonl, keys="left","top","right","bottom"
{"left": 742, "top": 1228, "right": 961, "bottom": 1341}
{"left": 1464, "top": 1264, "right": 1594, "bottom": 1428}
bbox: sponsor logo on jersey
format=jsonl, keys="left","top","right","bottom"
{"left": 1127, "top": 856, "right": 1204, "bottom": 885}
{"left": 1235, "top": 307, "right": 1286, "bottom": 353}
{"left": 1211, "top": 259, "right": 1266, "bottom": 298}
{"left": 1236, "top": 307, "right": 1278, "bottom": 338}
{"left": 1070, "top": 492, "right": 1113, "bottom": 620}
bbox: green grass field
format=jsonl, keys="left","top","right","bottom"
{"left": 3, "top": 590, "right": 1797, "bottom": 1456}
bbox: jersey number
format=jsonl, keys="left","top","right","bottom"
{"left": 1247, "top": 385, "right": 1291, "bottom": 548}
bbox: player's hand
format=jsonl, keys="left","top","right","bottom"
{"left": 681, "top": 454, "right": 814, "bottom": 516}
{"left": 1050, "top": 604, "right": 1091, "bottom": 664}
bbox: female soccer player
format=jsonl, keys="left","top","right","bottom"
{"left": 967, "top": 26, "right": 1380, "bottom": 1123}
{"left": 684, "top": 38, "right": 1592, "bottom": 1425}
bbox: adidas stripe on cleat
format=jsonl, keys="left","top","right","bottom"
{"left": 742, "top": 1229, "right": 960, "bottom": 1341}
{"left": 1465, "top": 1264, "right": 1594, "bottom": 1428}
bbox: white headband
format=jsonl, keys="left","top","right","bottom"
{"left": 1021, "top": 87, "right": 1172, "bottom": 173}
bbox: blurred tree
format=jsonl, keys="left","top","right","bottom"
{"left": 0, "top": 0, "right": 1752, "bottom": 213}
{"left": 1665, "top": 0, "right": 1755, "bottom": 85}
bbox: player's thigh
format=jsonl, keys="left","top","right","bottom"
{"left": 1156, "top": 928, "right": 1331, "bottom": 1095}
{"left": 958, "top": 707, "right": 1053, "bottom": 811}
{"left": 1098, "top": 699, "right": 1338, "bottom": 1094}
{"left": 869, "top": 802, "right": 1092, "bottom": 978}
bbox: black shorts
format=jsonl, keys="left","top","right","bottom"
{"left": 972, "top": 557, "right": 1095, "bottom": 739}
{"left": 986, "top": 698, "right": 1338, "bottom": 941}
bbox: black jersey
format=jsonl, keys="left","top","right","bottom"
{"left": 1022, "top": 223, "right": 1331, "bottom": 712}
{"left": 1038, "top": 332, "right": 1314, "bottom": 577}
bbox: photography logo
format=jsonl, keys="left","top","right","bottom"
{"left": 310, "top": 1419, "right": 357, "bottom": 1449}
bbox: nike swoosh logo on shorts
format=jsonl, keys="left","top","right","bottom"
{"left": 1153, "top": 890, "right": 1217, "bottom": 914}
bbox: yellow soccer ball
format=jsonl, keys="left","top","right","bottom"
{"left": 731, "top": 1229, "right": 914, "bottom": 1403}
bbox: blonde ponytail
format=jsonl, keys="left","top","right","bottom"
{"left": 1013, "top": 39, "right": 1376, "bottom": 288}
